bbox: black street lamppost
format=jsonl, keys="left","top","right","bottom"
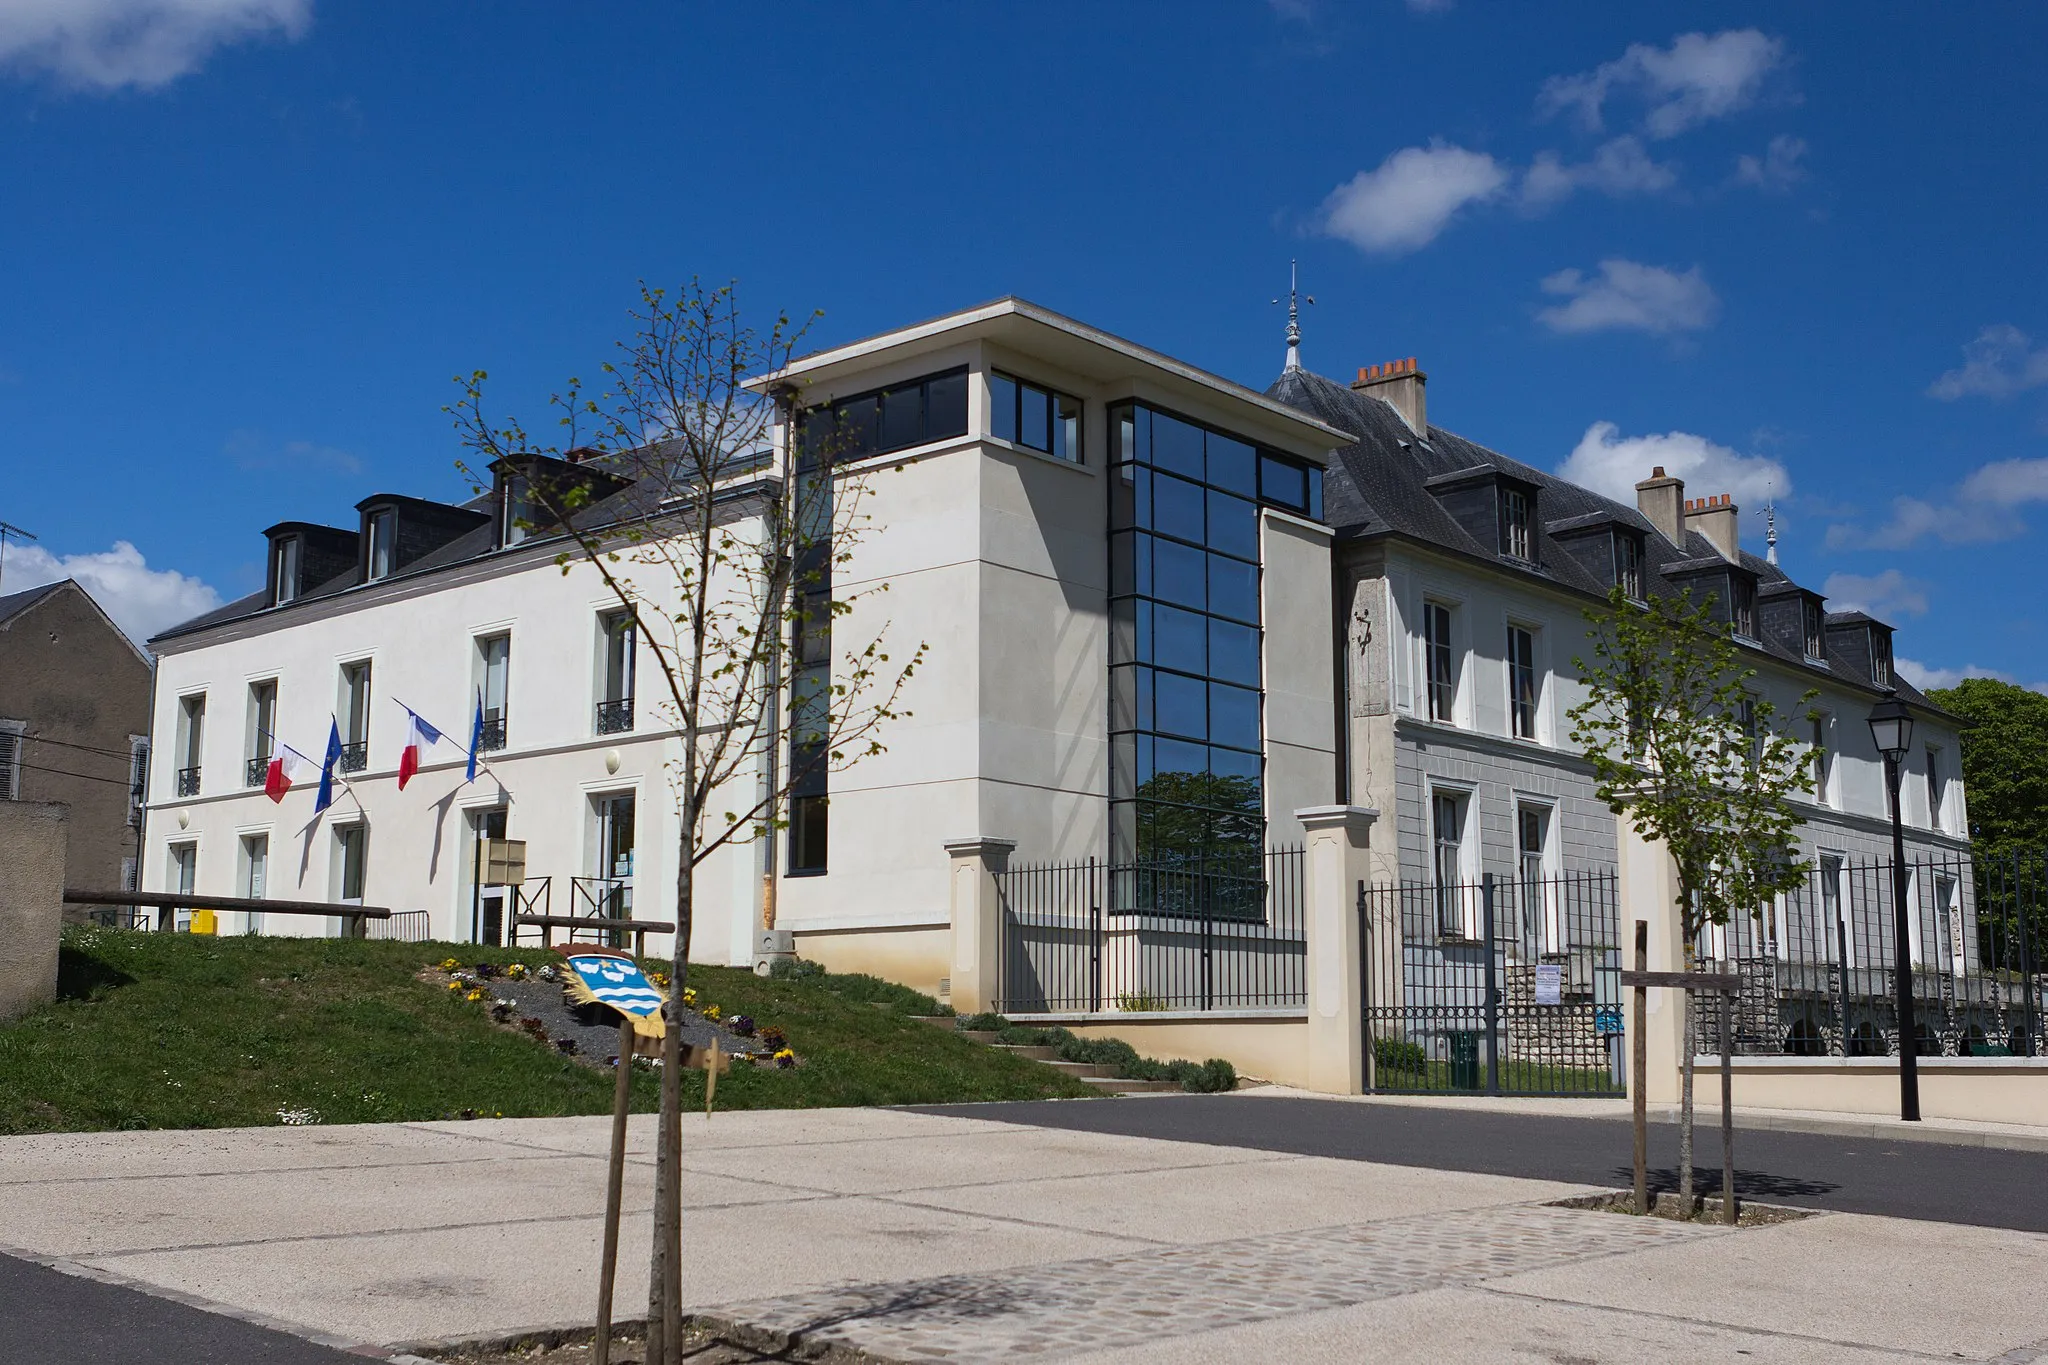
{"left": 1866, "top": 694, "right": 1920, "bottom": 1121}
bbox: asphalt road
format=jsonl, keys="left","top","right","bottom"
{"left": 915, "top": 1094, "right": 2048, "bottom": 1233}
{"left": 0, "top": 1252, "right": 362, "bottom": 1365}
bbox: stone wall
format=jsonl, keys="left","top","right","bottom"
{"left": 0, "top": 801, "right": 67, "bottom": 1021}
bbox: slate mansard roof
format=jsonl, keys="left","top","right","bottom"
{"left": 1265, "top": 364, "right": 1942, "bottom": 713}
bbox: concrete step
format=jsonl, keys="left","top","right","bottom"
{"left": 995, "top": 1044, "right": 1061, "bottom": 1061}
{"left": 958, "top": 1029, "right": 1002, "bottom": 1045}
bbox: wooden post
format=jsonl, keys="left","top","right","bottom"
{"left": 1633, "top": 920, "right": 1648, "bottom": 1216}
{"left": 593, "top": 1014, "right": 634, "bottom": 1365}
{"left": 1721, "top": 989, "right": 1736, "bottom": 1225}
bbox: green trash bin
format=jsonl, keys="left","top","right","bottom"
{"left": 1447, "top": 1031, "right": 1481, "bottom": 1090}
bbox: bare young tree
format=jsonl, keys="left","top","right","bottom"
{"left": 1569, "top": 585, "right": 1814, "bottom": 1210}
{"left": 450, "top": 281, "right": 924, "bottom": 1362}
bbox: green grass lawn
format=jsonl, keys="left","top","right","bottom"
{"left": 0, "top": 927, "right": 1095, "bottom": 1135}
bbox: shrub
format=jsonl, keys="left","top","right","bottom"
{"left": 767, "top": 957, "right": 826, "bottom": 982}
{"left": 1373, "top": 1037, "right": 1428, "bottom": 1073}
{"left": 1116, "top": 992, "right": 1169, "bottom": 1013}
{"left": 958, "top": 1012, "right": 1009, "bottom": 1032}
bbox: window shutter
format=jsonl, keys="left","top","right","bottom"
{"left": 0, "top": 726, "right": 20, "bottom": 801}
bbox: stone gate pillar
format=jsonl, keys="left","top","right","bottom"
{"left": 944, "top": 836, "right": 1015, "bottom": 1016}
{"left": 1297, "top": 805, "right": 1378, "bottom": 1094}
{"left": 1618, "top": 824, "right": 1689, "bottom": 1105}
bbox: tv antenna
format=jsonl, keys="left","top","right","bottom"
{"left": 1273, "top": 260, "right": 1314, "bottom": 372}
{"left": 0, "top": 520, "right": 37, "bottom": 597}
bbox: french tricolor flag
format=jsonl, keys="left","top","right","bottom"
{"left": 264, "top": 737, "right": 314, "bottom": 804}
{"left": 397, "top": 707, "right": 445, "bottom": 790}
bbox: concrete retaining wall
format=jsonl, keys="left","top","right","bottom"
{"left": 1692, "top": 1055, "right": 2048, "bottom": 1127}
{"left": 0, "top": 801, "right": 68, "bottom": 1021}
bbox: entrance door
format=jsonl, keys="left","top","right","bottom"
{"left": 470, "top": 808, "right": 508, "bottom": 945}
{"left": 595, "top": 793, "right": 635, "bottom": 919}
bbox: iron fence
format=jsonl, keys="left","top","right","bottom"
{"left": 1694, "top": 850, "right": 2043, "bottom": 1058}
{"left": 992, "top": 847, "right": 1306, "bottom": 1014}
{"left": 1361, "top": 870, "right": 1626, "bottom": 1096}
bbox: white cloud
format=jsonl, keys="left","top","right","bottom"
{"left": 1894, "top": 657, "right": 2014, "bottom": 692}
{"left": 1521, "top": 136, "right": 1678, "bottom": 210}
{"left": 1319, "top": 142, "right": 1508, "bottom": 255}
{"left": 1536, "top": 259, "right": 1719, "bottom": 336}
{"left": 0, "top": 0, "right": 309, "bottom": 91}
{"left": 1, "top": 541, "right": 221, "bottom": 646}
{"left": 1558, "top": 421, "right": 1789, "bottom": 508}
{"left": 1927, "top": 325, "right": 2048, "bottom": 401}
{"left": 1826, "top": 456, "right": 2048, "bottom": 549}
{"left": 1540, "top": 29, "right": 1786, "bottom": 139}
{"left": 1820, "top": 569, "right": 1928, "bottom": 620}
{"left": 1734, "top": 134, "right": 1807, "bottom": 192}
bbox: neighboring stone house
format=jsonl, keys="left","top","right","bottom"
{"left": 0, "top": 581, "right": 154, "bottom": 919}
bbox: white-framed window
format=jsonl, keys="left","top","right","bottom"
{"left": 1730, "top": 576, "right": 1758, "bottom": 640}
{"left": 1802, "top": 598, "right": 1825, "bottom": 661}
{"left": 1430, "top": 786, "right": 1478, "bottom": 938}
{"left": 1810, "top": 714, "right": 1832, "bottom": 806}
{"left": 1507, "top": 623, "right": 1539, "bottom": 741}
{"left": 365, "top": 509, "right": 396, "bottom": 581}
{"left": 0, "top": 718, "right": 24, "bottom": 801}
{"left": 1934, "top": 872, "right": 1964, "bottom": 977}
{"left": 240, "top": 833, "right": 269, "bottom": 935}
{"left": 1515, "top": 801, "right": 1563, "bottom": 954}
{"left": 1819, "top": 852, "right": 1851, "bottom": 969}
{"left": 337, "top": 659, "right": 371, "bottom": 759}
{"left": 476, "top": 633, "right": 511, "bottom": 750}
{"left": 587, "top": 791, "right": 637, "bottom": 920}
{"left": 1423, "top": 600, "right": 1458, "bottom": 724}
{"left": 272, "top": 536, "right": 300, "bottom": 606}
{"left": 246, "top": 680, "right": 277, "bottom": 787}
{"left": 175, "top": 694, "right": 206, "bottom": 796}
{"left": 1612, "top": 531, "right": 1644, "bottom": 601}
{"left": 1925, "top": 746, "right": 1945, "bottom": 832}
{"left": 596, "top": 610, "right": 636, "bottom": 734}
{"left": 1872, "top": 630, "right": 1893, "bottom": 687}
{"left": 333, "top": 823, "right": 368, "bottom": 905}
{"left": 169, "top": 841, "right": 198, "bottom": 931}
{"left": 1500, "top": 486, "right": 1534, "bottom": 561}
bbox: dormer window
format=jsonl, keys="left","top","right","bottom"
{"left": 365, "top": 509, "right": 395, "bottom": 581}
{"left": 1730, "top": 575, "right": 1757, "bottom": 639}
{"left": 1500, "top": 487, "right": 1534, "bottom": 561}
{"left": 271, "top": 536, "right": 300, "bottom": 606}
{"left": 1611, "top": 531, "right": 1644, "bottom": 600}
{"left": 1873, "top": 629, "right": 1893, "bottom": 687}
{"left": 1802, "top": 598, "right": 1825, "bottom": 661}
{"left": 503, "top": 472, "right": 534, "bottom": 547}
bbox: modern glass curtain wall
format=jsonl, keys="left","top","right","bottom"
{"left": 1108, "top": 401, "right": 1320, "bottom": 869}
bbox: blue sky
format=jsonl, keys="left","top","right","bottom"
{"left": 3, "top": 2, "right": 2045, "bottom": 689}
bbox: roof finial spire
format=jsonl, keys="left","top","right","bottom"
{"left": 1273, "top": 260, "right": 1313, "bottom": 372}
{"left": 1764, "top": 485, "right": 1779, "bottom": 566}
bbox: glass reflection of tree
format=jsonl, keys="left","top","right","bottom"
{"left": 1131, "top": 768, "right": 1264, "bottom": 920}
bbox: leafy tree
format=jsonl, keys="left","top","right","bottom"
{"left": 449, "top": 281, "right": 924, "bottom": 1363}
{"left": 1925, "top": 677, "right": 2048, "bottom": 853}
{"left": 1569, "top": 585, "right": 1815, "bottom": 1208}
{"left": 1926, "top": 677, "right": 2048, "bottom": 967}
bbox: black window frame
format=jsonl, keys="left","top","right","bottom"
{"left": 989, "top": 370, "right": 1084, "bottom": 463}
{"left": 800, "top": 366, "right": 970, "bottom": 467}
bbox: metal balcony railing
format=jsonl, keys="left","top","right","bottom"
{"left": 174, "top": 767, "right": 202, "bottom": 797}
{"left": 246, "top": 757, "right": 267, "bottom": 788}
{"left": 338, "top": 742, "right": 368, "bottom": 773}
{"left": 594, "top": 698, "right": 634, "bottom": 735}
{"left": 477, "top": 714, "right": 507, "bottom": 753}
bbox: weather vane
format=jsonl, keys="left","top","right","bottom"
{"left": 1273, "top": 260, "right": 1313, "bottom": 372}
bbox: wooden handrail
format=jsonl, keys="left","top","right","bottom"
{"left": 65, "top": 890, "right": 393, "bottom": 919}
{"left": 515, "top": 913, "right": 676, "bottom": 933}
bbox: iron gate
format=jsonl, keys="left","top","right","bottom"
{"left": 1361, "top": 870, "right": 1624, "bottom": 1095}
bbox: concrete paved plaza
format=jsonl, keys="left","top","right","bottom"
{"left": 2, "top": 1098, "right": 2046, "bottom": 1362}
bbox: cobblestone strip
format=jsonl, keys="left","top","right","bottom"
{"left": 707, "top": 1204, "right": 1722, "bottom": 1363}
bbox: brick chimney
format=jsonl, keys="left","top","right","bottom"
{"left": 1635, "top": 465, "right": 1685, "bottom": 546}
{"left": 1684, "top": 493, "right": 1740, "bottom": 562}
{"left": 1352, "top": 356, "right": 1426, "bottom": 437}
